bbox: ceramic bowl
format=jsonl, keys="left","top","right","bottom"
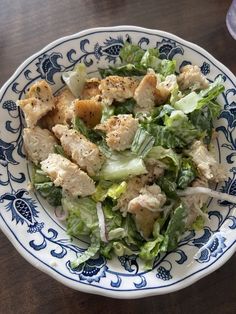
{"left": 0, "top": 26, "right": 235, "bottom": 298}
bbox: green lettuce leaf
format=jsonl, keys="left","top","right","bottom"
{"left": 54, "top": 144, "right": 66, "bottom": 157}
{"left": 164, "top": 110, "right": 201, "bottom": 145}
{"left": 164, "top": 203, "right": 188, "bottom": 250}
{"left": 101, "top": 106, "right": 115, "bottom": 123}
{"left": 32, "top": 166, "right": 62, "bottom": 206}
{"left": 98, "top": 151, "right": 147, "bottom": 181}
{"left": 174, "top": 76, "right": 224, "bottom": 114}
{"left": 64, "top": 196, "right": 99, "bottom": 237}
{"left": 70, "top": 236, "right": 100, "bottom": 268}
{"left": 191, "top": 215, "right": 205, "bottom": 231}
{"left": 158, "top": 59, "right": 176, "bottom": 76}
{"left": 119, "top": 43, "right": 146, "bottom": 66}
{"left": 62, "top": 63, "right": 87, "bottom": 98}
{"left": 99, "top": 64, "right": 145, "bottom": 78}
{"left": 147, "top": 146, "right": 181, "bottom": 173}
{"left": 73, "top": 116, "right": 102, "bottom": 142}
{"left": 131, "top": 127, "right": 155, "bottom": 158}
{"left": 148, "top": 125, "right": 186, "bottom": 148}
{"left": 140, "top": 48, "right": 160, "bottom": 70}
{"left": 177, "top": 158, "right": 197, "bottom": 189}
{"left": 113, "top": 98, "right": 136, "bottom": 115}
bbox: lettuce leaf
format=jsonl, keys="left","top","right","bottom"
{"left": 164, "top": 110, "right": 201, "bottom": 145}
{"left": 98, "top": 151, "right": 147, "bottom": 181}
{"left": 174, "top": 77, "right": 224, "bottom": 114}
{"left": 177, "top": 158, "right": 197, "bottom": 189}
{"left": 131, "top": 127, "right": 155, "bottom": 158}
{"left": 164, "top": 203, "right": 188, "bottom": 250}
{"left": 99, "top": 64, "right": 145, "bottom": 78}
{"left": 62, "top": 63, "right": 87, "bottom": 98}
{"left": 148, "top": 125, "right": 186, "bottom": 148}
{"left": 113, "top": 98, "right": 136, "bottom": 115}
{"left": 119, "top": 43, "right": 146, "bottom": 66}
{"left": 32, "top": 166, "right": 62, "bottom": 206}
{"left": 147, "top": 146, "right": 181, "bottom": 173}
{"left": 158, "top": 59, "right": 176, "bottom": 77}
{"left": 73, "top": 116, "right": 102, "bottom": 142}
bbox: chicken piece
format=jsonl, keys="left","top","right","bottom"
{"left": 81, "top": 78, "right": 101, "bottom": 99}
{"left": 127, "top": 184, "right": 166, "bottom": 238}
{"left": 156, "top": 74, "right": 177, "bottom": 104}
{"left": 39, "top": 88, "right": 75, "bottom": 130}
{"left": 115, "top": 177, "right": 145, "bottom": 214}
{"left": 187, "top": 140, "right": 226, "bottom": 182}
{"left": 23, "top": 126, "right": 57, "bottom": 165}
{"left": 182, "top": 177, "right": 209, "bottom": 227}
{"left": 134, "top": 74, "right": 157, "bottom": 113}
{"left": 99, "top": 76, "right": 139, "bottom": 105}
{"left": 17, "top": 80, "right": 55, "bottom": 128}
{"left": 73, "top": 99, "right": 102, "bottom": 128}
{"left": 52, "top": 124, "right": 104, "bottom": 176}
{"left": 177, "top": 65, "right": 209, "bottom": 91}
{"left": 41, "top": 153, "right": 95, "bottom": 197}
{"left": 95, "top": 114, "right": 138, "bottom": 151}
{"left": 128, "top": 184, "right": 166, "bottom": 213}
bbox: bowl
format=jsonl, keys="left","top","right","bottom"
{"left": 0, "top": 26, "right": 235, "bottom": 299}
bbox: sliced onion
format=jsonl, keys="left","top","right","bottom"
{"left": 96, "top": 202, "right": 108, "bottom": 243}
{"left": 54, "top": 206, "right": 68, "bottom": 221}
{"left": 177, "top": 187, "right": 236, "bottom": 204}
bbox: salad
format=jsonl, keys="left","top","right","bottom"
{"left": 18, "top": 43, "right": 235, "bottom": 269}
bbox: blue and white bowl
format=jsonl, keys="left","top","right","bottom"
{"left": 0, "top": 26, "right": 235, "bottom": 298}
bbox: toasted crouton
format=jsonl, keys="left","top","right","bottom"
{"left": 73, "top": 99, "right": 102, "bottom": 128}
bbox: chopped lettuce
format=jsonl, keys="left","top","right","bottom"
{"left": 174, "top": 77, "right": 224, "bottom": 114}
{"left": 99, "top": 64, "right": 145, "bottom": 78}
{"left": 73, "top": 116, "right": 102, "bottom": 142}
{"left": 158, "top": 176, "right": 178, "bottom": 199}
{"left": 164, "top": 203, "right": 188, "bottom": 251}
{"left": 147, "top": 146, "right": 181, "bottom": 173}
{"left": 119, "top": 43, "right": 146, "bottom": 66}
{"left": 64, "top": 196, "right": 99, "bottom": 237}
{"left": 70, "top": 236, "right": 100, "bottom": 269}
{"left": 98, "top": 151, "right": 147, "bottom": 181}
{"left": 54, "top": 144, "right": 66, "bottom": 157}
{"left": 177, "top": 158, "right": 197, "bottom": 189}
{"left": 148, "top": 125, "right": 186, "bottom": 148}
{"left": 140, "top": 48, "right": 160, "bottom": 70}
{"left": 159, "top": 59, "right": 176, "bottom": 76}
{"left": 113, "top": 98, "right": 136, "bottom": 115}
{"left": 62, "top": 63, "right": 87, "bottom": 98}
{"left": 164, "top": 110, "right": 201, "bottom": 145}
{"left": 107, "top": 181, "right": 127, "bottom": 199}
{"left": 191, "top": 215, "right": 205, "bottom": 231}
{"left": 101, "top": 106, "right": 115, "bottom": 123}
{"left": 32, "top": 166, "right": 62, "bottom": 206}
{"left": 131, "top": 127, "right": 155, "bottom": 158}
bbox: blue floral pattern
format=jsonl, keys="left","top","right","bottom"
{"left": 0, "top": 28, "right": 235, "bottom": 296}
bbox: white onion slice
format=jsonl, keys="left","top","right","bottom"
{"left": 96, "top": 202, "right": 108, "bottom": 242}
{"left": 54, "top": 206, "right": 68, "bottom": 221}
{"left": 177, "top": 187, "right": 236, "bottom": 204}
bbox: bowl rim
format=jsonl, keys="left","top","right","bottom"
{"left": 0, "top": 25, "right": 235, "bottom": 299}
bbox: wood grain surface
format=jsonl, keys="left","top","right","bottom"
{"left": 0, "top": 0, "right": 235, "bottom": 313}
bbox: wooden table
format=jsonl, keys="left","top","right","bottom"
{"left": 0, "top": 0, "right": 235, "bottom": 313}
